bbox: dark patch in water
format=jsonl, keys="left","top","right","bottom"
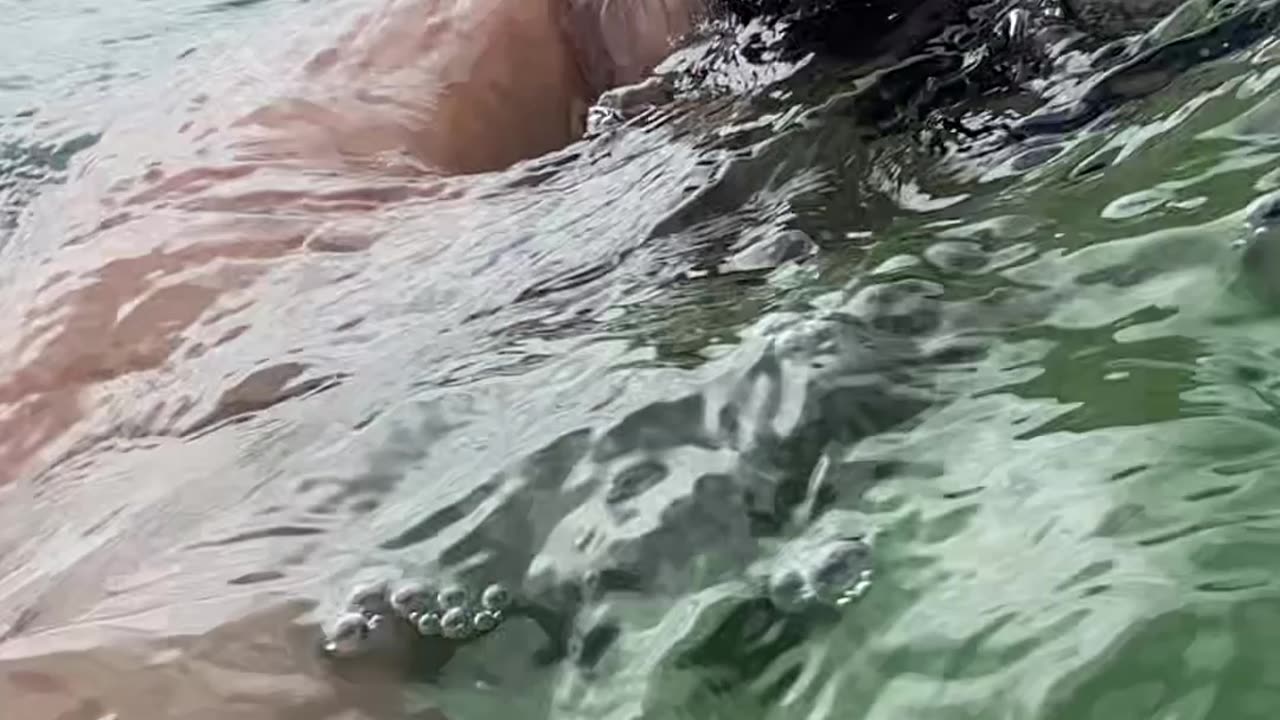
{"left": 605, "top": 460, "right": 670, "bottom": 505}
{"left": 227, "top": 570, "right": 285, "bottom": 585}
{"left": 380, "top": 480, "right": 502, "bottom": 550}
{"left": 190, "top": 525, "right": 326, "bottom": 548}
{"left": 183, "top": 363, "right": 347, "bottom": 437}
{"left": 203, "top": 0, "right": 274, "bottom": 12}
{"left": 573, "top": 619, "right": 621, "bottom": 670}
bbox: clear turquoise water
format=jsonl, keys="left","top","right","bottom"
{"left": 4, "top": 1, "right": 1280, "bottom": 719}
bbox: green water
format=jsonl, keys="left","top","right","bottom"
{"left": 554, "top": 35, "right": 1280, "bottom": 717}
{"left": 4, "top": 1, "right": 1280, "bottom": 719}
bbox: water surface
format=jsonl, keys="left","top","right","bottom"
{"left": 5, "top": 0, "right": 1280, "bottom": 718}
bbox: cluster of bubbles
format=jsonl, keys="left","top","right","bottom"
{"left": 763, "top": 536, "right": 874, "bottom": 613}
{"left": 324, "top": 578, "right": 513, "bottom": 658}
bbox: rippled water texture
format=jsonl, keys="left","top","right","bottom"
{"left": 9, "top": 0, "right": 1280, "bottom": 718}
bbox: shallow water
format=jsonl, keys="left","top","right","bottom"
{"left": 7, "top": 0, "right": 1280, "bottom": 718}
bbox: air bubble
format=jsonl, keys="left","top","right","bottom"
{"left": 416, "top": 611, "right": 442, "bottom": 637}
{"left": 810, "top": 539, "right": 873, "bottom": 604}
{"left": 324, "top": 612, "right": 372, "bottom": 657}
{"left": 481, "top": 583, "right": 511, "bottom": 612}
{"left": 345, "top": 579, "right": 391, "bottom": 618}
{"left": 473, "top": 610, "right": 500, "bottom": 633}
{"left": 440, "top": 607, "right": 470, "bottom": 639}
{"left": 390, "top": 581, "right": 435, "bottom": 621}
{"left": 437, "top": 585, "right": 468, "bottom": 610}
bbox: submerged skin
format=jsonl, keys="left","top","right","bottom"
{"left": 227, "top": 0, "right": 708, "bottom": 176}
{"left": 0, "top": 0, "right": 707, "bottom": 488}
{"left": 0, "top": 2, "right": 705, "bottom": 718}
